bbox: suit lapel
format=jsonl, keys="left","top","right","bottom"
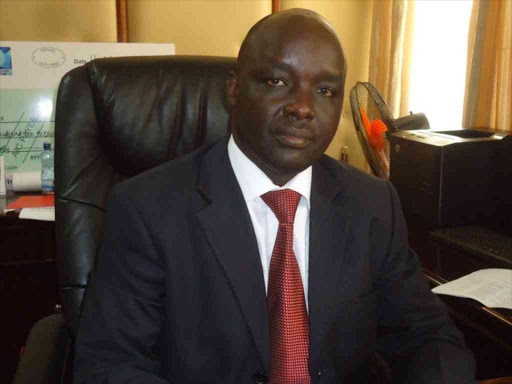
{"left": 196, "top": 139, "right": 270, "bottom": 371}
{"left": 308, "top": 158, "right": 354, "bottom": 370}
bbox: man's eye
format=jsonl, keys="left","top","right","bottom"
{"left": 317, "top": 87, "right": 335, "bottom": 97}
{"left": 266, "top": 78, "right": 286, "bottom": 86}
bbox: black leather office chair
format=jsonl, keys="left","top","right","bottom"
{"left": 12, "top": 55, "right": 235, "bottom": 384}
{"left": 55, "top": 54, "right": 235, "bottom": 353}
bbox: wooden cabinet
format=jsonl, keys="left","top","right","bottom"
{"left": 406, "top": 212, "right": 512, "bottom": 380}
{"left": 0, "top": 194, "right": 58, "bottom": 384}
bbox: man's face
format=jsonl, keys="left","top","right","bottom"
{"left": 228, "top": 19, "right": 346, "bottom": 185}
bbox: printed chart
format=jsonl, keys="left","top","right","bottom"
{"left": 0, "top": 89, "right": 55, "bottom": 173}
{"left": 0, "top": 41, "right": 175, "bottom": 178}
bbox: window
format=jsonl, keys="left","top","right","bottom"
{"left": 408, "top": 0, "right": 473, "bottom": 129}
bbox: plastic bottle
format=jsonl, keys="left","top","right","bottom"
{"left": 41, "top": 142, "right": 55, "bottom": 195}
{"left": 341, "top": 146, "right": 349, "bottom": 162}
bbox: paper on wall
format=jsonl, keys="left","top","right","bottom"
{"left": 0, "top": 41, "right": 175, "bottom": 175}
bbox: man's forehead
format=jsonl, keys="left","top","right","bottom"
{"left": 258, "top": 9, "right": 336, "bottom": 37}
{"left": 243, "top": 30, "right": 344, "bottom": 76}
{"left": 240, "top": 12, "right": 343, "bottom": 66}
{"left": 255, "top": 14, "right": 338, "bottom": 49}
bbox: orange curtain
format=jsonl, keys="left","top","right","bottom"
{"left": 369, "top": 0, "right": 415, "bottom": 118}
{"left": 463, "top": 0, "right": 512, "bottom": 131}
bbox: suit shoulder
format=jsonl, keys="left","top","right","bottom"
{"left": 316, "top": 155, "right": 396, "bottom": 215}
{"left": 319, "top": 155, "right": 388, "bottom": 191}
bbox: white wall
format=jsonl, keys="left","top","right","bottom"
{"left": 0, "top": 0, "right": 117, "bottom": 42}
{"left": 128, "top": 0, "right": 271, "bottom": 57}
{"left": 0, "top": 0, "right": 373, "bottom": 170}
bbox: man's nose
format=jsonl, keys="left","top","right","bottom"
{"left": 283, "top": 88, "right": 316, "bottom": 121}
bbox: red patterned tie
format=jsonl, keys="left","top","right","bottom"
{"left": 261, "top": 189, "right": 311, "bottom": 384}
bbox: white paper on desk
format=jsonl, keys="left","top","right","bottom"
{"left": 19, "top": 206, "right": 55, "bottom": 221}
{"left": 432, "top": 269, "right": 512, "bottom": 309}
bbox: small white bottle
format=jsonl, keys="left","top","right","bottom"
{"left": 0, "top": 156, "right": 6, "bottom": 196}
{"left": 341, "top": 146, "right": 349, "bottom": 162}
{"left": 40, "top": 142, "right": 55, "bottom": 195}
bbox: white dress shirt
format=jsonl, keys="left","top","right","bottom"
{"left": 227, "top": 135, "right": 311, "bottom": 310}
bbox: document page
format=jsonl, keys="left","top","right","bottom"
{"left": 432, "top": 269, "right": 512, "bottom": 309}
{"left": 19, "top": 206, "right": 55, "bottom": 221}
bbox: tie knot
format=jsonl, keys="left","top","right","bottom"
{"left": 261, "top": 189, "right": 301, "bottom": 224}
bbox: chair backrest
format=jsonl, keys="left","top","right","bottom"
{"left": 55, "top": 55, "right": 236, "bottom": 337}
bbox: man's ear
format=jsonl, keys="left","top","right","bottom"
{"left": 227, "top": 71, "right": 238, "bottom": 107}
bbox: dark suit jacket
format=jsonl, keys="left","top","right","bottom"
{"left": 74, "top": 137, "right": 476, "bottom": 384}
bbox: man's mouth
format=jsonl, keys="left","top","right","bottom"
{"left": 275, "top": 133, "right": 313, "bottom": 149}
{"left": 275, "top": 126, "right": 314, "bottom": 149}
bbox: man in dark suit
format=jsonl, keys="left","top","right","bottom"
{"left": 74, "top": 9, "right": 476, "bottom": 384}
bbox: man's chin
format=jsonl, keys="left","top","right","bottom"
{"left": 272, "top": 158, "right": 313, "bottom": 176}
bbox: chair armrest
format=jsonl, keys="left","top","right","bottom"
{"left": 479, "top": 379, "right": 512, "bottom": 384}
{"left": 12, "top": 314, "right": 71, "bottom": 384}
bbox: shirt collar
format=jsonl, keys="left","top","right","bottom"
{"left": 228, "top": 135, "right": 312, "bottom": 208}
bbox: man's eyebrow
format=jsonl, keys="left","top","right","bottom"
{"left": 267, "top": 57, "right": 342, "bottom": 83}
{"left": 318, "top": 71, "right": 342, "bottom": 83}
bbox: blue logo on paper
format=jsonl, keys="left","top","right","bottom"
{"left": 0, "top": 47, "right": 13, "bottom": 75}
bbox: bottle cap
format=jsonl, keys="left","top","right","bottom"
{"left": 43, "top": 142, "right": 51, "bottom": 150}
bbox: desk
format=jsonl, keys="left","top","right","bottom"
{"left": 407, "top": 214, "right": 512, "bottom": 380}
{"left": 1, "top": 192, "right": 510, "bottom": 381}
{"left": 0, "top": 193, "right": 57, "bottom": 384}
